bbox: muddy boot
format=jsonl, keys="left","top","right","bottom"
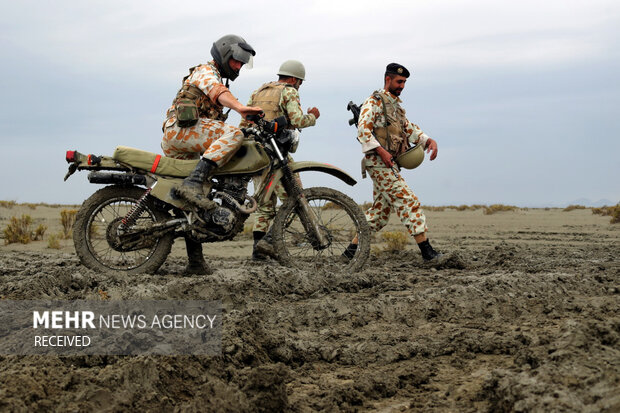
{"left": 176, "top": 157, "right": 217, "bottom": 211}
{"left": 418, "top": 240, "right": 443, "bottom": 261}
{"left": 255, "top": 230, "right": 278, "bottom": 259}
{"left": 340, "top": 243, "right": 358, "bottom": 261}
{"left": 184, "top": 237, "right": 213, "bottom": 275}
{"left": 252, "top": 231, "right": 268, "bottom": 261}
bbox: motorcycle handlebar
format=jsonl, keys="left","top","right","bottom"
{"left": 245, "top": 113, "right": 288, "bottom": 135}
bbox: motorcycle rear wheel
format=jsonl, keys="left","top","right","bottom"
{"left": 272, "top": 187, "right": 370, "bottom": 273}
{"left": 73, "top": 185, "right": 174, "bottom": 274}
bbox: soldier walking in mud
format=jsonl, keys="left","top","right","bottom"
{"left": 160, "top": 34, "right": 263, "bottom": 274}
{"left": 238, "top": 60, "right": 321, "bottom": 260}
{"left": 343, "top": 63, "right": 443, "bottom": 262}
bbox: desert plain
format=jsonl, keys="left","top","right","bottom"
{"left": 0, "top": 203, "right": 618, "bottom": 412}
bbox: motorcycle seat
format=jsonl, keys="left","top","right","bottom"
{"left": 113, "top": 142, "right": 269, "bottom": 178}
{"left": 113, "top": 146, "right": 198, "bottom": 177}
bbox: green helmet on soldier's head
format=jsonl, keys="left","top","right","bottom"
{"left": 277, "top": 60, "right": 306, "bottom": 81}
{"left": 210, "top": 34, "right": 256, "bottom": 81}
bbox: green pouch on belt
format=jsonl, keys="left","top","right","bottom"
{"left": 174, "top": 98, "right": 199, "bottom": 127}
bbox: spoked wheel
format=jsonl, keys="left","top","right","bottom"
{"left": 272, "top": 187, "right": 370, "bottom": 273}
{"left": 73, "top": 185, "right": 173, "bottom": 274}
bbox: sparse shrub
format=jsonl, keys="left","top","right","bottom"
{"left": 23, "top": 203, "right": 37, "bottom": 210}
{"left": 321, "top": 201, "right": 340, "bottom": 210}
{"left": 60, "top": 209, "right": 78, "bottom": 239}
{"left": 359, "top": 202, "right": 373, "bottom": 211}
{"left": 443, "top": 204, "right": 484, "bottom": 211}
{"left": 612, "top": 206, "right": 620, "bottom": 224}
{"left": 563, "top": 205, "right": 586, "bottom": 212}
{"left": 0, "top": 200, "right": 16, "bottom": 209}
{"left": 483, "top": 204, "right": 518, "bottom": 215}
{"left": 47, "top": 233, "right": 62, "bottom": 249}
{"left": 88, "top": 224, "right": 100, "bottom": 239}
{"left": 381, "top": 231, "right": 409, "bottom": 252}
{"left": 592, "top": 206, "right": 609, "bottom": 216}
{"left": 3, "top": 215, "right": 33, "bottom": 244}
{"left": 33, "top": 224, "right": 47, "bottom": 240}
{"left": 423, "top": 205, "right": 445, "bottom": 212}
{"left": 595, "top": 204, "right": 620, "bottom": 224}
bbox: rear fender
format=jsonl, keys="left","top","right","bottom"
{"left": 260, "top": 161, "right": 357, "bottom": 202}
{"left": 64, "top": 150, "right": 129, "bottom": 181}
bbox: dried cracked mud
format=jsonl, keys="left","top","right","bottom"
{"left": 0, "top": 208, "right": 618, "bottom": 412}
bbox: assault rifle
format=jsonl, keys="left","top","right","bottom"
{"left": 347, "top": 101, "right": 361, "bottom": 127}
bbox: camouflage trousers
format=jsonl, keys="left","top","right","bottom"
{"left": 252, "top": 180, "right": 288, "bottom": 233}
{"left": 363, "top": 154, "right": 427, "bottom": 237}
{"left": 252, "top": 157, "right": 300, "bottom": 233}
{"left": 161, "top": 118, "right": 244, "bottom": 166}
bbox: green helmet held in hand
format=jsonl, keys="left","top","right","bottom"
{"left": 396, "top": 144, "right": 425, "bottom": 169}
{"left": 277, "top": 59, "right": 306, "bottom": 80}
{"left": 210, "top": 34, "right": 256, "bottom": 81}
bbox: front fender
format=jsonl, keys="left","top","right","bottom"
{"left": 289, "top": 161, "right": 357, "bottom": 186}
{"left": 260, "top": 161, "right": 357, "bottom": 203}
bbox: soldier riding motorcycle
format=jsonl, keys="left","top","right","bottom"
{"left": 64, "top": 114, "right": 371, "bottom": 274}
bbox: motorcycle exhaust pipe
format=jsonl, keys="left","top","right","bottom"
{"left": 88, "top": 172, "right": 147, "bottom": 186}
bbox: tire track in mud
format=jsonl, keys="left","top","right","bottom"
{"left": 0, "top": 231, "right": 618, "bottom": 411}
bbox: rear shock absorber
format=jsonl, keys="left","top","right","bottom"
{"left": 121, "top": 186, "right": 155, "bottom": 229}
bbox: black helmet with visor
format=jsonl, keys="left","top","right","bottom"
{"left": 210, "top": 34, "right": 255, "bottom": 81}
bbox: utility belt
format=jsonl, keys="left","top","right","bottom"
{"left": 360, "top": 152, "right": 400, "bottom": 178}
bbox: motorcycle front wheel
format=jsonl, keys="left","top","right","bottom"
{"left": 272, "top": 187, "right": 370, "bottom": 273}
{"left": 73, "top": 185, "right": 174, "bottom": 274}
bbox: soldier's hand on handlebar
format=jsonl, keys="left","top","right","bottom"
{"left": 240, "top": 106, "right": 264, "bottom": 120}
{"left": 308, "top": 107, "right": 320, "bottom": 119}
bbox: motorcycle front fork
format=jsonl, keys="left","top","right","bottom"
{"left": 279, "top": 165, "right": 330, "bottom": 250}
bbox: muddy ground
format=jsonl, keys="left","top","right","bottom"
{"left": 0, "top": 207, "right": 618, "bottom": 412}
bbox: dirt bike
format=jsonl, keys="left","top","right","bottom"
{"left": 64, "top": 115, "right": 370, "bottom": 274}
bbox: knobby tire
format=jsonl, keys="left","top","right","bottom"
{"left": 73, "top": 185, "right": 173, "bottom": 274}
{"left": 272, "top": 187, "right": 370, "bottom": 273}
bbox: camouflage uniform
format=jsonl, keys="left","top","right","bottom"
{"left": 240, "top": 82, "right": 316, "bottom": 232}
{"left": 358, "top": 88, "right": 431, "bottom": 237}
{"left": 161, "top": 61, "right": 244, "bottom": 165}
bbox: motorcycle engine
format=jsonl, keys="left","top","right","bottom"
{"left": 198, "top": 176, "right": 250, "bottom": 235}
{"left": 204, "top": 206, "right": 236, "bottom": 233}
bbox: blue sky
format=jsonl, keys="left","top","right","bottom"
{"left": 0, "top": 0, "right": 618, "bottom": 206}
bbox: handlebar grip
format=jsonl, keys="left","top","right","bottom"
{"left": 245, "top": 114, "right": 262, "bottom": 124}
{"left": 348, "top": 118, "right": 355, "bottom": 126}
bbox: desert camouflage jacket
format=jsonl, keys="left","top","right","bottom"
{"left": 357, "top": 88, "right": 430, "bottom": 153}
{"left": 239, "top": 82, "right": 316, "bottom": 129}
{"left": 164, "top": 61, "right": 230, "bottom": 128}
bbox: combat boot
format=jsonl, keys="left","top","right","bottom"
{"left": 254, "top": 230, "right": 278, "bottom": 259}
{"left": 417, "top": 240, "right": 443, "bottom": 261}
{"left": 252, "top": 231, "right": 268, "bottom": 261}
{"left": 341, "top": 243, "right": 358, "bottom": 261}
{"left": 176, "top": 157, "right": 217, "bottom": 211}
{"left": 184, "top": 237, "right": 213, "bottom": 275}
